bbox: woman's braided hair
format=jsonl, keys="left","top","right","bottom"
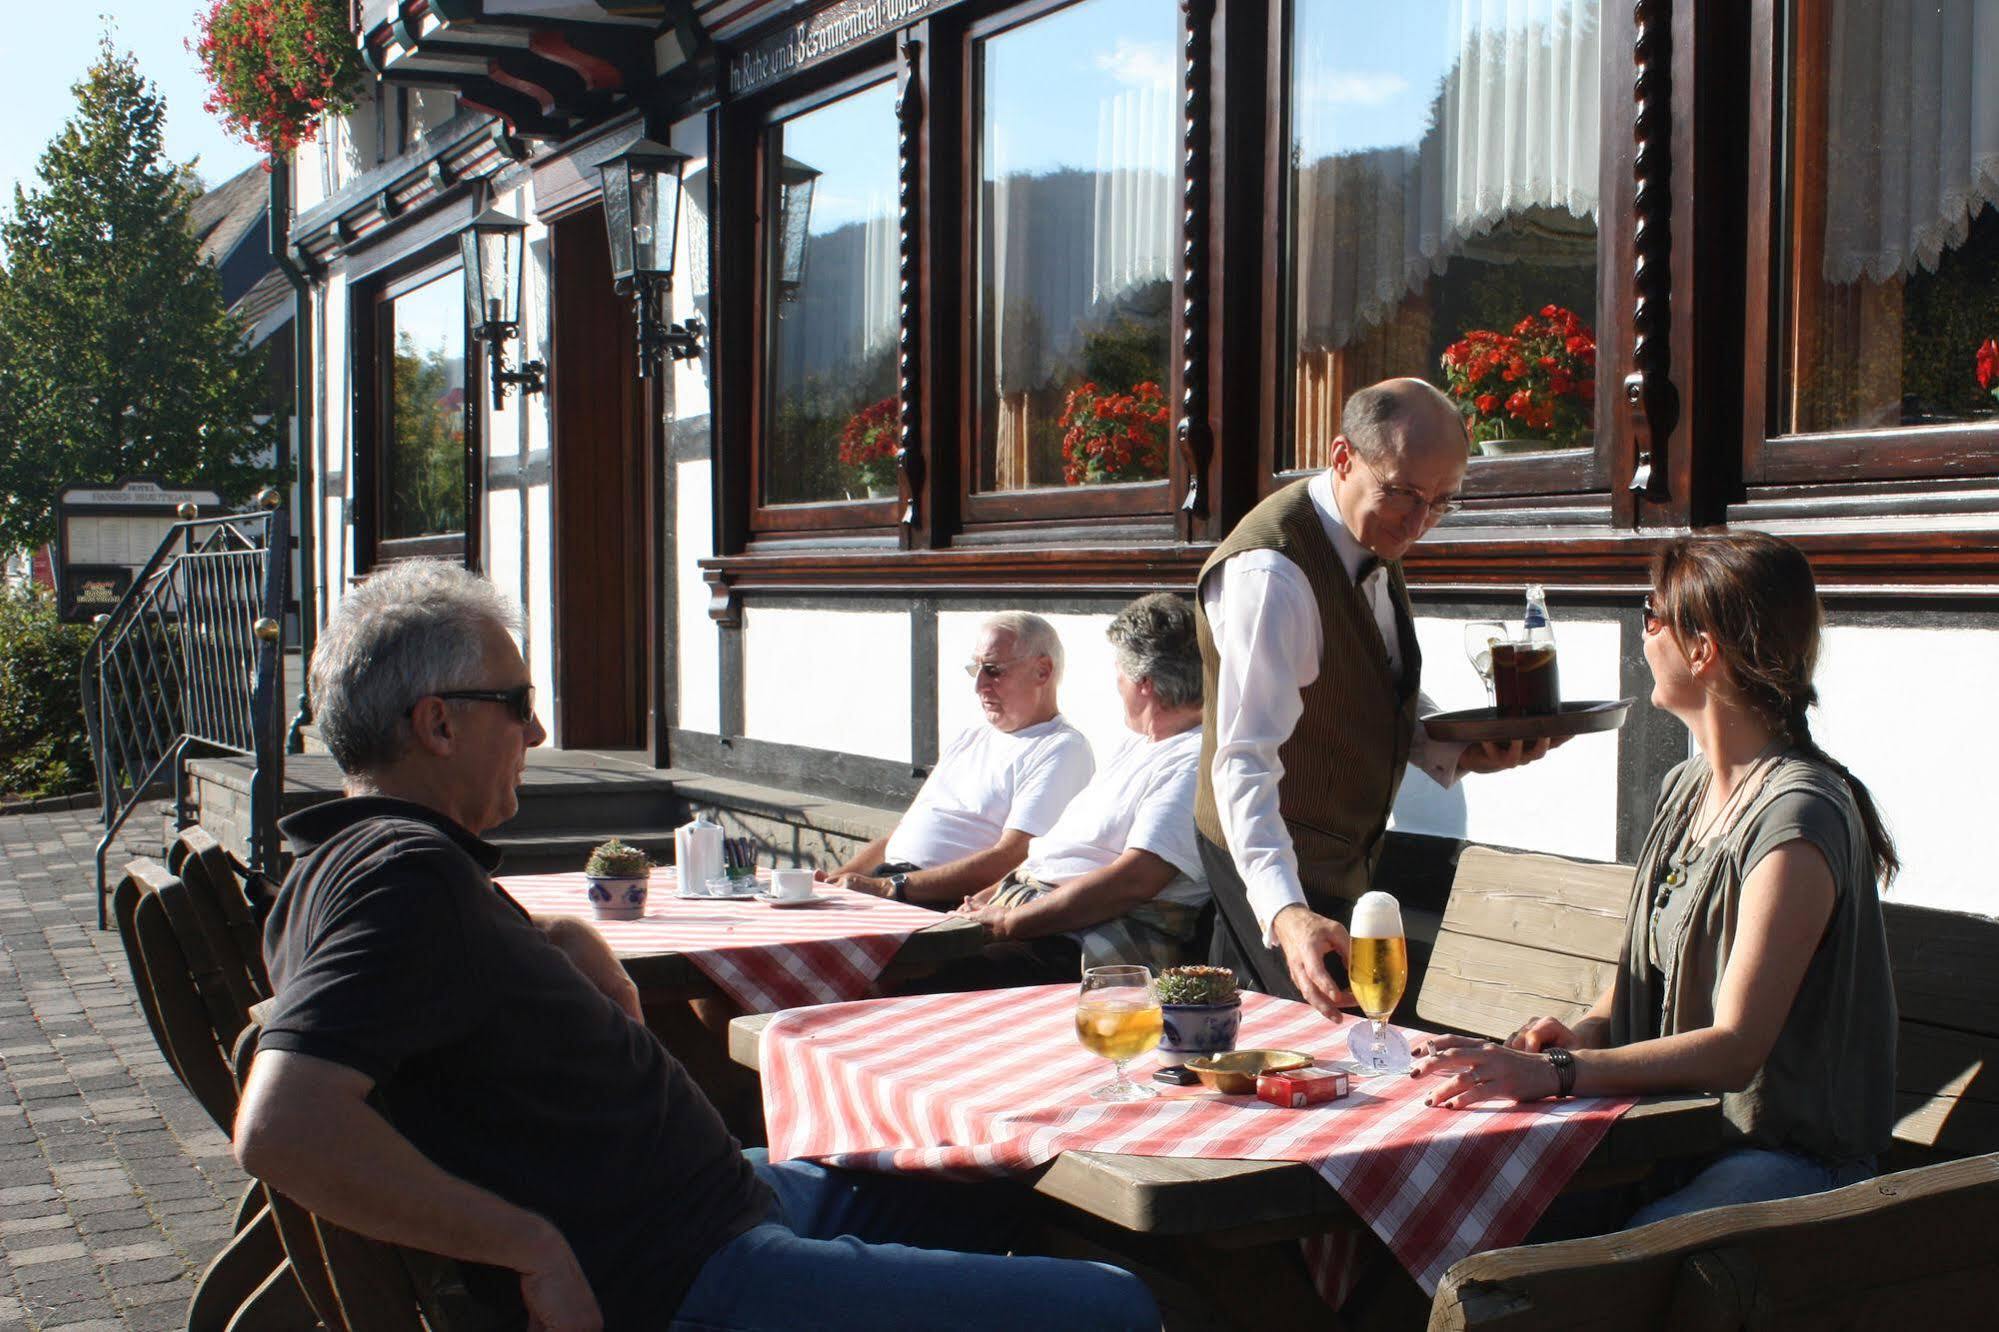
{"left": 1650, "top": 530, "right": 1898, "bottom": 884}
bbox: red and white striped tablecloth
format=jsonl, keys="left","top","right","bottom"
{"left": 760, "top": 985, "right": 1633, "bottom": 1300}
{"left": 499, "top": 871, "right": 949, "bottom": 1013}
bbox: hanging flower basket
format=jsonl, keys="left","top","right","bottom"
{"left": 194, "top": 0, "right": 366, "bottom": 157}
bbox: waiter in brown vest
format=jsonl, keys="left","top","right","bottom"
{"left": 1193, "top": 379, "right": 1554, "bottom": 1015}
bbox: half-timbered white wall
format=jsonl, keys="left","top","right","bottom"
{"left": 294, "top": 109, "right": 1995, "bottom": 920}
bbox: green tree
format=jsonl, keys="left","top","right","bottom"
{"left": 0, "top": 37, "right": 273, "bottom": 556}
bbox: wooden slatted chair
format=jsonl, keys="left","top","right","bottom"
{"left": 1429, "top": 1153, "right": 1999, "bottom": 1329}
{"left": 231, "top": 1018, "right": 513, "bottom": 1332}
{"left": 111, "top": 862, "right": 313, "bottom": 1330}
{"left": 168, "top": 825, "right": 272, "bottom": 1005}
{"left": 1410, "top": 846, "right": 1634, "bottom": 1042}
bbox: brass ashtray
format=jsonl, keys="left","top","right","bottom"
{"left": 1183, "top": 1049, "right": 1313, "bottom": 1095}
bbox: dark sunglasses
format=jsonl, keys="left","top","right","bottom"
{"left": 408, "top": 683, "right": 537, "bottom": 723}
{"left": 1641, "top": 594, "right": 1663, "bottom": 633}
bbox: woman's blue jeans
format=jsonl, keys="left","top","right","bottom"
{"left": 1625, "top": 1147, "right": 1877, "bottom": 1228}
{"left": 668, "top": 1151, "right": 1160, "bottom": 1331}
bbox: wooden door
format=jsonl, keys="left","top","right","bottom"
{"left": 551, "top": 209, "right": 648, "bottom": 750}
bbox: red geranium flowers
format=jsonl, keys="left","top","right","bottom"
{"left": 194, "top": 0, "right": 362, "bottom": 157}
{"left": 1059, "top": 381, "right": 1170, "bottom": 485}
{"left": 1440, "top": 305, "right": 1597, "bottom": 450}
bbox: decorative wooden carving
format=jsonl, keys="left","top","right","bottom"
{"left": 1625, "top": 0, "right": 1674, "bottom": 499}
{"left": 702, "top": 566, "right": 743, "bottom": 627}
{"left": 1177, "top": 0, "right": 1215, "bottom": 527}
{"left": 895, "top": 36, "right": 925, "bottom": 541}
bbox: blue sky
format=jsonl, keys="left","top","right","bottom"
{"left": 2, "top": 6, "right": 262, "bottom": 224}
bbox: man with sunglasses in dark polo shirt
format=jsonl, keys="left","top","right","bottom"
{"left": 1193, "top": 379, "right": 1558, "bottom": 1016}
{"left": 232, "top": 560, "right": 1157, "bottom": 1331}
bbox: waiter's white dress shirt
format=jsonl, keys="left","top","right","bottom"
{"left": 1199, "top": 470, "right": 1464, "bottom": 946}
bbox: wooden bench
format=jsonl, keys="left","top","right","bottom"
{"left": 1411, "top": 851, "right": 1999, "bottom": 1327}
{"left": 1404, "top": 849, "right": 1999, "bottom": 1167}
{"left": 1429, "top": 1151, "right": 1999, "bottom": 1329}
{"left": 1407, "top": 846, "right": 1632, "bottom": 1042}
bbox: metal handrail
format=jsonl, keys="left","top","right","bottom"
{"left": 81, "top": 496, "right": 290, "bottom": 927}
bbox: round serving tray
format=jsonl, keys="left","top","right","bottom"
{"left": 1421, "top": 698, "right": 1635, "bottom": 744}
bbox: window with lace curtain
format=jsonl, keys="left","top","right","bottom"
{"left": 1280, "top": 0, "right": 1603, "bottom": 474}
{"left": 1773, "top": 0, "right": 1999, "bottom": 442}
{"left": 972, "top": 0, "right": 1178, "bottom": 504}
{"left": 762, "top": 79, "right": 901, "bottom": 508}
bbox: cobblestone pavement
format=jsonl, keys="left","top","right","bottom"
{"left": 0, "top": 809, "right": 245, "bottom": 1330}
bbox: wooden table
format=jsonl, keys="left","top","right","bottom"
{"left": 610, "top": 911, "right": 985, "bottom": 996}
{"left": 728, "top": 1011, "right": 1722, "bottom": 1243}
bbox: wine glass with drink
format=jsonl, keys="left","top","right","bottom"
{"left": 1463, "top": 620, "right": 1507, "bottom": 705}
{"left": 1075, "top": 964, "right": 1163, "bottom": 1101}
{"left": 1344, "top": 891, "right": 1412, "bottom": 1075}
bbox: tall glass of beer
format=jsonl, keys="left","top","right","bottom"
{"left": 1076, "top": 964, "right": 1163, "bottom": 1101}
{"left": 1345, "top": 891, "right": 1412, "bottom": 1074}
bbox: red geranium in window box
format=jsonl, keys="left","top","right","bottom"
{"left": 1059, "top": 380, "right": 1170, "bottom": 486}
{"left": 1978, "top": 337, "right": 1999, "bottom": 407}
{"left": 1440, "top": 305, "right": 1597, "bottom": 452}
{"left": 194, "top": 0, "right": 364, "bottom": 157}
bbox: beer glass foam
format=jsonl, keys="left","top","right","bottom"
{"left": 1351, "top": 891, "right": 1402, "bottom": 938}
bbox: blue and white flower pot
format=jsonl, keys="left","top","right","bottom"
{"left": 1157, "top": 999, "right": 1242, "bottom": 1066}
{"left": 585, "top": 873, "right": 650, "bottom": 921}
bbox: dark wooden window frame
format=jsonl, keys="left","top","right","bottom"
{"left": 1257, "top": 0, "right": 1627, "bottom": 517}
{"left": 353, "top": 246, "right": 481, "bottom": 571}
{"left": 703, "top": 0, "right": 1720, "bottom": 607}
{"left": 1739, "top": 0, "right": 1999, "bottom": 497}
{"left": 747, "top": 64, "right": 907, "bottom": 538}
{"left": 954, "top": 0, "right": 1184, "bottom": 535}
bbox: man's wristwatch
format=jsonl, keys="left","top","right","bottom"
{"left": 1544, "top": 1047, "right": 1577, "bottom": 1097}
{"left": 887, "top": 873, "right": 910, "bottom": 902}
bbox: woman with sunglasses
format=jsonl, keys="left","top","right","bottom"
{"left": 1412, "top": 531, "right": 1898, "bottom": 1226}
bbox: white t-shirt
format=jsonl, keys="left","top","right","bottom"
{"left": 884, "top": 716, "right": 1095, "bottom": 869}
{"left": 1023, "top": 726, "right": 1207, "bottom": 909}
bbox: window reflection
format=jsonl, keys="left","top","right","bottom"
{"left": 383, "top": 268, "right": 467, "bottom": 540}
{"left": 1287, "top": 0, "right": 1601, "bottom": 467}
{"left": 977, "top": 0, "right": 1177, "bottom": 493}
{"left": 765, "top": 81, "right": 900, "bottom": 506}
{"left": 1781, "top": 0, "right": 1999, "bottom": 435}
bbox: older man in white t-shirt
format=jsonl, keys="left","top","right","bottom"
{"left": 900, "top": 594, "right": 1208, "bottom": 989}
{"left": 822, "top": 612, "right": 1094, "bottom": 906}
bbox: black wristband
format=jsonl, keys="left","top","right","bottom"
{"left": 1544, "top": 1047, "right": 1577, "bottom": 1097}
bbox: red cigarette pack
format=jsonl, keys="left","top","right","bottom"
{"left": 1256, "top": 1066, "right": 1350, "bottom": 1108}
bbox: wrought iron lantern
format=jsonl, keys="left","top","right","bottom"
{"left": 775, "top": 154, "right": 822, "bottom": 308}
{"left": 596, "top": 138, "right": 703, "bottom": 376}
{"left": 459, "top": 207, "right": 546, "bottom": 409}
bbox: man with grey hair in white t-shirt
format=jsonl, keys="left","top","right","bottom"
{"left": 821, "top": 611, "right": 1095, "bottom": 906}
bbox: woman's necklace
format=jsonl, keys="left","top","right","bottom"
{"left": 1659, "top": 744, "right": 1783, "bottom": 894}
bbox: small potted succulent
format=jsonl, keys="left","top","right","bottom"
{"left": 583, "top": 838, "right": 652, "bottom": 921}
{"left": 1155, "top": 964, "right": 1242, "bottom": 1066}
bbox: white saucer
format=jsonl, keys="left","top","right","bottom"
{"left": 760, "top": 892, "right": 834, "bottom": 908}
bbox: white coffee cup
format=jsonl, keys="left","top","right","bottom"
{"left": 770, "top": 868, "right": 815, "bottom": 901}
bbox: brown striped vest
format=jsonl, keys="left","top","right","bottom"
{"left": 1193, "top": 478, "right": 1420, "bottom": 906}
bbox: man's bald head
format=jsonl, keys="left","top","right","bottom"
{"left": 1341, "top": 378, "right": 1470, "bottom": 471}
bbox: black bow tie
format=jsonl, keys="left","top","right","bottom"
{"left": 1355, "top": 556, "right": 1382, "bottom": 584}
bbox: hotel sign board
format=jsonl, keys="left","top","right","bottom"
{"left": 727, "top": 0, "right": 954, "bottom": 96}
{"left": 53, "top": 479, "right": 221, "bottom": 623}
